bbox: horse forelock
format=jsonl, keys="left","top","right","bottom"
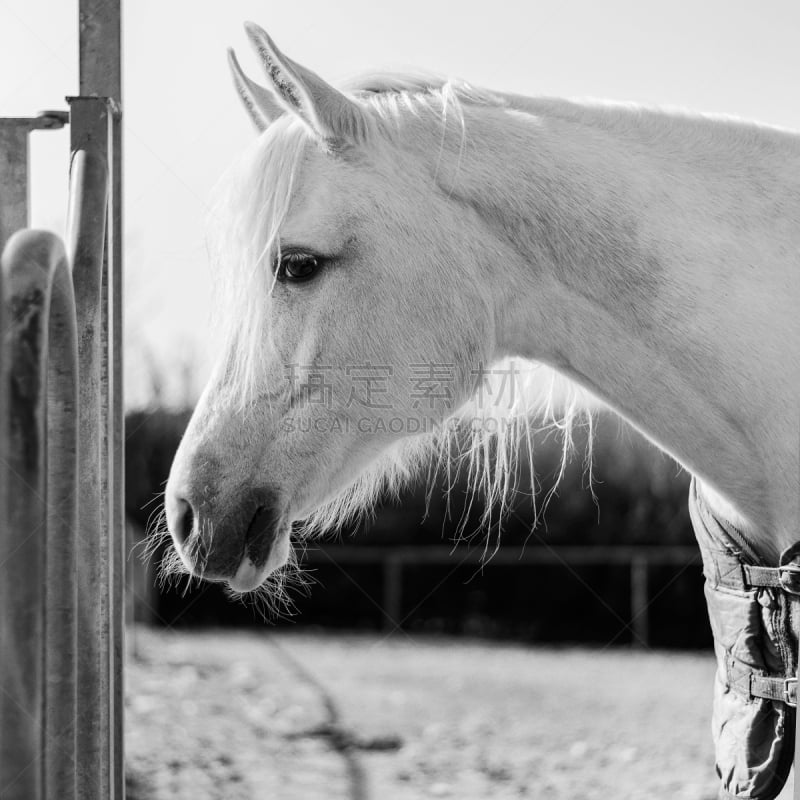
{"left": 209, "top": 113, "right": 312, "bottom": 403}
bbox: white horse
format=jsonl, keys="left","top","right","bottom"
{"left": 163, "top": 23, "right": 799, "bottom": 605}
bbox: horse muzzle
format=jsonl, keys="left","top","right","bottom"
{"left": 165, "top": 485, "right": 290, "bottom": 593}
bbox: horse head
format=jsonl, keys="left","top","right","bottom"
{"left": 163, "top": 24, "right": 517, "bottom": 594}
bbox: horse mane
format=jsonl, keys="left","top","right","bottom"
{"left": 209, "top": 74, "right": 592, "bottom": 552}
{"left": 345, "top": 71, "right": 504, "bottom": 105}
{"left": 346, "top": 71, "right": 453, "bottom": 95}
{"left": 301, "top": 363, "right": 593, "bottom": 557}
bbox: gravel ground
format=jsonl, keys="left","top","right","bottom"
{"left": 125, "top": 628, "right": 763, "bottom": 800}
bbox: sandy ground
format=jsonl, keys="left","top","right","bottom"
{"left": 126, "top": 628, "right": 736, "bottom": 800}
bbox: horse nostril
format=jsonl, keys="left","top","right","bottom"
{"left": 173, "top": 498, "right": 195, "bottom": 546}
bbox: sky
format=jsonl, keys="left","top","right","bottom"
{"left": 1, "top": 0, "right": 799, "bottom": 407}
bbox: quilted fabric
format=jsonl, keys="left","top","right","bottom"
{"left": 689, "top": 479, "right": 797, "bottom": 800}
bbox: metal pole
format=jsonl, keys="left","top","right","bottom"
{"left": 0, "top": 1, "right": 123, "bottom": 797}
{"left": 0, "top": 125, "right": 29, "bottom": 252}
{"left": 0, "top": 115, "right": 66, "bottom": 253}
{"left": 76, "top": 2, "right": 124, "bottom": 796}
{"left": 795, "top": 666, "right": 800, "bottom": 800}
{"left": 67, "top": 97, "right": 112, "bottom": 800}
{"left": 108, "top": 87, "right": 126, "bottom": 800}
{"left": 0, "top": 237, "right": 47, "bottom": 800}
{"left": 43, "top": 235, "right": 80, "bottom": 800}
{"left": 0, "top": 230, "right": 79, "bottom": 800}
{"left": 630, "top": 554, "right": 650, "bottom": 648}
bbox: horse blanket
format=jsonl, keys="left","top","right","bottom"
{"left": 691, "top": 479, "right": 799, "bottom": 800}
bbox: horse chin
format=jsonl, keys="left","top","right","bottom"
{"left": 227, "top": 525, "right": 291, "bottom": 594}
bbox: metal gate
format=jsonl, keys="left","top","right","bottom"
{"left": 0, "top": 2, "right": 124, "bottom": 798}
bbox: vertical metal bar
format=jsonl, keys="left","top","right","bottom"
{"left": 0, "top": 124, "right": 29, "bottom": 252}
{"left": 79, "top": 0, "right": 122, "bottom": 98}
{"left": 107, "top": 102, "right": 125, "bottom": 800}
{"left": 67, "top": 97, "right": 110, "bottom": 800}
{"left": 630, "top": 554, "right": 650, "bottom": 648}
{"left": 78, "top": 4, "right": 124, "bottom": 796}
{"left": 795, "top": 661, "right": 800, "bottom": 800}
{"left": 0, "top": 186, "right": 4, "bottom": 798}
{"left": 42, "top": 235, "right": 79, "bottom": 800}
{"left": 1, "top": 231, "right": 78, "bottom": 799}
{"left": 0, "top": 234, "right": 47, "bottom": 800}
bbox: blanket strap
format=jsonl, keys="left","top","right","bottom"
{"left": 726, "top": 662, "right": 799, "bottom": 707}
{"left": 726, "top": 565, "right": 800, "bottom": 707}
{"left": 743, "top": 564, "right": 800, "bottom": 595}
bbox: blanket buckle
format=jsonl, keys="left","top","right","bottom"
{"left": 778, "top": 564, "right": 800, "bottom": 595}
{"left": 784, "top": 677, "right": 797, "bottom": 707}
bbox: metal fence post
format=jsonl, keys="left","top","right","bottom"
{"left": 0, "top": 114, "right": 67, "bottom": 254}
{"left": 630, "top": 553, "right": 650, "bottom": 648}
{"left": 67, "top": 96, "right": 116, "bottom": 799}
{"left": 0, "top": 124, "right": 29, "bottom": 251}
{"left": 77, "top": 3, "right": 125, "bottom": 792}
{"left": 0, "top": 2, "right": 123, "bottom": 795}
{"left": 0, "top": 230, "right": 79, "bottom": 800}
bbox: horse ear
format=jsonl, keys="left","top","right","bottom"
{"left": 244, "top": 22, "right": 370, "bottom": 145}
{"left": 227, "top": 48, "right": 284, "bottom": 132}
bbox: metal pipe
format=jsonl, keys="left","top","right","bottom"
{"left": 0, "top": 1, "right": 123, "bottom": 796}
{"left": 0, "top": 114, "right": 66, "bottom": 253}
{"left": 0, "top": 124, "right": 29, "bottom": 253}
{"left": 66, "top": 97, "right": 111, "bottom": 800}
{"left": 78, "top": 1, "right": 125, "bottom": 791}
{"left": 0, "top": 229, "right": 79, "bottom": 800}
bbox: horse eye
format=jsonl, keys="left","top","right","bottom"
{"left": 278, "top": 253, "right": 321, "bottom": 283}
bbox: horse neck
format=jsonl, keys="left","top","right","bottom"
{"left": 446, "top": 96, "right": 800, "bottom": 555}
